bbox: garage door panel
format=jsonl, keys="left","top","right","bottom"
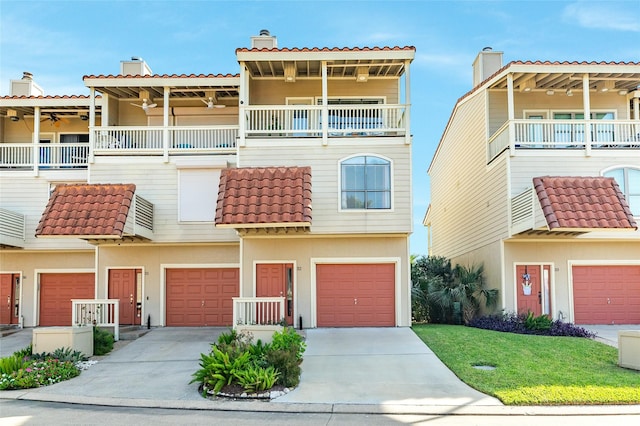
{"left": 39, "top": 273, "right": 95, "bottom": 326}
{"left": 316, "top": 264, "right": 395, "bottom": 327}
{"left": 573, "top": 265, "right": 640, "bottom": 324}
{"left": 165, "top": 268, "right": 238, "bottom": 326}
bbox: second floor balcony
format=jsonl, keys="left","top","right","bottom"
{"left": 489, "top": 119, "right": 640, "bottom": 161}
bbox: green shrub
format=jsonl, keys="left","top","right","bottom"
{"left": 50, "top": 347, "right": 87, "bottom": 363}
{"left": 264, "top": 346, "right": 301, "bottom": 388}
{"left": 234, "top": 365, "right": 279, "bottom": 393}
{"left": 0, "top": 354, "right": 27, "bottom": 375}
{"left": 190, "top": 347, "right": 252, "bottom": 394}
{"left": 524, "top": 312, "right": 552, "bottom": 331}
{"left": 94, "top": 327, "right": 114, "bottom": 355}
{"left": 12, "top": 344, "right": 32, "bottom": 360}
{"left": 270, "top": 327, "right": 306, "bottom": 360}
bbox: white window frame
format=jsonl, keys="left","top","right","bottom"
{"left": 602, "top": 165, "right": 640, "bottom": 217}
{"left": 338, "top": 153, "right": 393, "bottom": 212}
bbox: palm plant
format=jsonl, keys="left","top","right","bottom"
{"left": 429, "top": 263, "right": 499, "bottom": 324}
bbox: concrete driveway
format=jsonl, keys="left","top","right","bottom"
{"left": 1, "top": 326, "right": 500, "bottom": 408}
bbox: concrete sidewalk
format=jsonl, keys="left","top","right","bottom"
{"left": 1, "top": 326, "right": 639, "bottom": 416}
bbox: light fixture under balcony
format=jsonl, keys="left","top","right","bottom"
{"left": 519, "top": 78, "right": 536, "bottom": 92}
{"left": 546, "top": 89, "right": 555, "bottom": 96}
{"left": 597, "top": 80, "right": 615, "bottom": 92}
{"left": 356, "top": 66, "right": 369, "bottom": 82}
{"left": 80, "top": 114, "right": 89, "bottom": 121}
{"left": 618, "top": 89, "right": 628, "bottom": 96}
{"left": 566, "top": 88, "right": 573, "bottom": 97}
{"left": 284, "top": 62, "right": 296, "bottom": 83}
{"left": 7, "top": 109, "right": 20, "bottom": 121}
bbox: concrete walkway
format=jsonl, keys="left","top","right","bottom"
{"left": 1, "top": 326, "right": 639, "bottom": 416}
{"left": 582, "top": 325, "right": 640, "bottom": 348}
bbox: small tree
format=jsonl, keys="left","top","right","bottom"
{"left": 429, "top": 263, "right": 499, "bottom": 324}
{"left": 411, "top": 255, "right": 454, "bottom": 323}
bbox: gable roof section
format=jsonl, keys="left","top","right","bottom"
{"left": 533, "top": 176, "right": 637, "bottom": 231}
{"left": 216, "top": 167, "right": 312, "bottom": 229}
{"left": 36, "top": 183, "right": 136, "bottom": 238}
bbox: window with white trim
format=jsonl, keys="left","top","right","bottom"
{"left": 604, "top": 167, "right": 640, "bottom": 216}
{"left": 340, "top": 155, "right": 391, "bottom": 209}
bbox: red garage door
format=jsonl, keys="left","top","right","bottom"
{"left": 39, "top": 273, "right": 95, "bottom": 326}
{"left": 316, "top": 263, "right": 395, "bottom": 327}
{"left": 573, "top": 265, "right": 640, "bottom": 324}
{"left": 166, "top": 268, "right": 239, "bottom": 326}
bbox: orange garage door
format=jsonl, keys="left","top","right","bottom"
{"left": 573, "top": 265, "right": 640, "bottom": 324}
{"left": 39, "top": 273, "right": 95, "bottom": 326}
{"left": 316, "top": 263, "right": 395, "bottom": 327}
{"left": 166, "top": 268, "right": 239, "bottom": 326}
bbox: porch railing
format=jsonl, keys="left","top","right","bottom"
{"left": 489, "top": 119, "right": 640, "bottom": 160}
{"left": 232, "top": 297, "right": 285, "bottom": 327}
{"left": 92, "top": 126, "right": 238, "bottom": 154}
{"left": 71, "top": 299, "right": 119, "bottom": 341}
{"left": 244, "top": 104, "right": 407, "bottom": 137}
{"left": 0, "top": 143, "right": 89, "bottom": 169}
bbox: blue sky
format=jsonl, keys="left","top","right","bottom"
{"left": 1, "top": 0, "right": 639, "bottom": 255}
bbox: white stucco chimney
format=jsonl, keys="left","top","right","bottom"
{"left": 10, "top": 72, "right": 44, "bottom": 96}
{"left": 472, "top": 47, "right": 503, "bottom": 87}
{"left": 120, "top": 57, "right": 153, "bottom": 76}
{"left": 251, "top": 29, "right": 277, "bottom": 49}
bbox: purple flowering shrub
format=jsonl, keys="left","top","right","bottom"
{"left": 468, "top": 312, "right": 595, "bottom": 338}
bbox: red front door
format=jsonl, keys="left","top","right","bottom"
{"left": 108, "top": 269, "right": 140, "bottom": 325}
{"left": 256, "top": 263, "right": 294, "bottom": 326}
{"left": 0, "top": 274, "right": 15, "bottom": 325}
{"left": 516, "top": 265, "right": 542, "bottom": 316}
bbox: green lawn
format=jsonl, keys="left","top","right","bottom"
{"left": 412, "top": 324, "right": 640, "bottom": 405}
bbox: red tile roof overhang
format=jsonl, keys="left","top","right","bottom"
{"left": 533, "top": 176, "right": 637, "bottom": 232}
{"left": 215, "top": 167, "right": 312, "bottom": 229}
{"left": 36, "top": 184, "right": 136, "bottom": 239}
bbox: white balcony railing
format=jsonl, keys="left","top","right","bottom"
{"left": 232, "top": 297, "right": 285, "bottom": 327}
{"left": 244, "top": 104, "right": 407, "bottom": 137}
{"left": 92, "top": 126, "right": 238, "bottom": 155}
{"left": 0, "top": 143, "right": 89, "bottom": 169}
{"left": 489, "top": 120, "right": 640, "bottom": 161}
{"left": 72, "top": 299, "right": 119, "bottom": 341}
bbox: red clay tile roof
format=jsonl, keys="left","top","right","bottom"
{"left": 36, "top": 184, "right": 136, "bottom": 238}
{"left": 0, "top": 95, "right": 96, "bottom": 100}
{"left": 83, "top": 73, "right": 239, "bottom": 79}
{"left": 235, "top": 46, "right": 415, "bottom": 53}
{"left": 216, "top": 167, "right": 312, "bottom": 228}
{"left": 533, "top": 176, "right": 637, "bottom": 231}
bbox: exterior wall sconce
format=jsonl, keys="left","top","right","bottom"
{"left": 284, "top": 62, "right": 296, "bottom": 83}
{"left": 356, "top": 66, "right": 369, "bottom": 82}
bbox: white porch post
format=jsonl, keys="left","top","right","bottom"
{"left": 163, "top": 86, "right": 170, "bottom": 162}
{"left": 582, "top": 74, "right": 591, "bottom": 156}
{"left": 32, "top": 106, "right": 40, "bottom": 176}
{"left": 404, "top": 59, "right": 411, "bottom": 145}
{"left": 239, "top": 62, "right": 247, "bottom": 150}
{"left": 507, "top": 73, "right": 515, "bottom": 156}
{"left": 322, "top": 61, "right": 328, "bottom": 145}
{"left": 89, "top": 87, "right": 96, "bottom": 163}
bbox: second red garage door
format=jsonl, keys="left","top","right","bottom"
{"left": 316, "top": 263, "right": 395, "bottom": 327}
{"left": 166, "top": 268, "right": 239, "bottom": 326}
{"left": 573, "top": 265, "right": 640, "bottom": 324}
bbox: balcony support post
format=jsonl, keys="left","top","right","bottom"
{"left": 163, "top": 86, "right": 170, "bottom": 163}
{"left": 404, "top": 59, "right": 411, "bottom": 145}
{"left": 582, "top": 74, "right": 592, "bottom": 156}
{"left": 321, "top": 61, "right": 328, "bottom": 145}
{"left": 506, "top": 73, "right": 516, "bottom": 156}
{"left": 238, "top": 62, "right": 248, "bottom": 149}
{"left": 32, "top": 106, "right": 40, "bottom": 176}
{"left": 89, "top": 87, "right": 96, "bottom": 163}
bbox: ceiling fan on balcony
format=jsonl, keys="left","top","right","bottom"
{"left": 40, "top": 113, "right": 70, "bottom": 128}
{"left": 130, "top": 99, "right": 157, "bottom": 111}
{"left": 201, "top": 97, "right": 226, "bottom": 109}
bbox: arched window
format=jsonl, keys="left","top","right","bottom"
{"left": 340, "top": 155, "right": 391, "bottom": 209}
{"left": 604, "top": 167, "right": 640, "bottom": 216}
